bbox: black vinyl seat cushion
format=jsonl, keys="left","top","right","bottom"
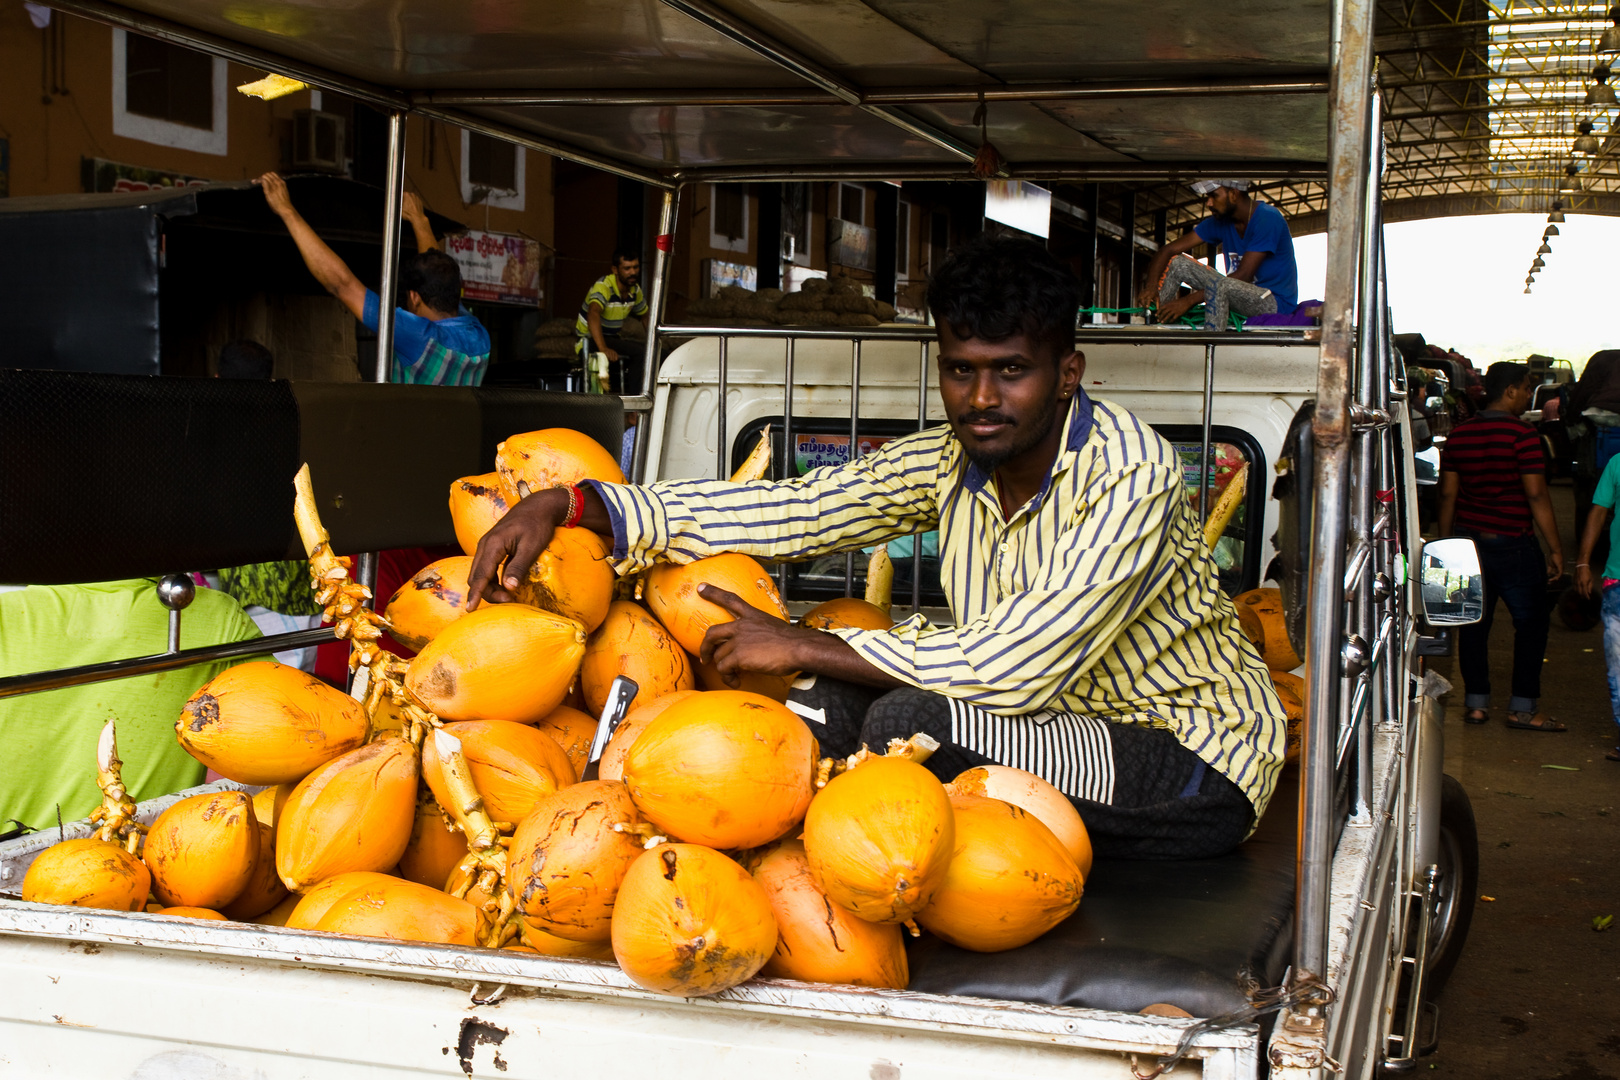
{"left": 906, "top": 766, "right": 1298, "bottom": 1018}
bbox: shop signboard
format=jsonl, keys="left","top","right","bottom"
{"left": 81, "top": 157, "right": 207, "bottom": 194}
{"left": 827, "top": 218, "right": 875, "bottom": 270}
{"left": 794, "top": 433, "right": 892, "bottom": 475}
{"left": 984, "top": 180, "right": 1052, "bottom": 239}
{"left": 704, "top": 258, "right": 757, "bottom": 297}
{"left": 444, "top": 230, "right": 543, "bottom": 306}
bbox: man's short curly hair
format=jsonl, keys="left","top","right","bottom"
{"left": 926, "top": 234, "right": 1080, "bottom": 360}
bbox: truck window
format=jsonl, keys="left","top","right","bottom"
{"left": 1154, "top": 425, "right": 1267, "bottom": 598}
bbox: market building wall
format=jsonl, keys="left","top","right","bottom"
{"left": 0, "top": 7, "right": 555, "bottom": 379}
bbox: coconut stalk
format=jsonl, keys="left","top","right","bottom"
{"left": 87, "top": 720, "right": 144, "bottom": 853}
{"left": 293, "top": 463, "right": 517, "bottom": 946}
{"left": 432, "top": 729, "right": 518, "bottom": 947}
{"left": 815, "top": 731, "right": 939, "bottom": 789}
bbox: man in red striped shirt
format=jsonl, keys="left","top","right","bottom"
{"left": 1439, "top": 362, "right": 1566, "bottom": 731}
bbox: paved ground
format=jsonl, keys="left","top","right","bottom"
{"left": 1426, "top": 480, "right": 1620, "bottom": 1079}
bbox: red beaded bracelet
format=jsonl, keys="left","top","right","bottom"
{"left": 560, "top": 484, "right": 585, "bottom": 529}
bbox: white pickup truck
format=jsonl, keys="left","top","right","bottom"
{"left": 0, "top": 324, "right": 1477, "bottom": 1080}
{"left": 0, "top": 0, "right": 1481, "bottom": 1073}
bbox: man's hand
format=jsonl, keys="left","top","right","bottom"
{"left": 1135, "top": 283, "right": 1160, "bottom": 308}
{"left": 1577, "top": 563, "right": 1596, "bottom": 598}
{"left": 402, "top": 191, "right": 428, "bottom": 224}
{"left": 698, "top": 585, "right": 817, "bottom": 684}
{"left": 466, "top": 488, "right": 570, "bottom": 609}
{"left": 1546, "top": 549, "right": 1565, "bottom": 583}
{"left": 257, "top": 172, "right": 293, "bottom": 217}
{"left": 1156, "top": 294, "right": 1199, "bottom": 324}
{"left": 604, "top": 347, "right": 620, "bottom": 365}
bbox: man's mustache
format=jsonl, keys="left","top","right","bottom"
{"left": 957, "top": 412, "right": 1014, "bottom": 427}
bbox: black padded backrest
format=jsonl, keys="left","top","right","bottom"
{"left": 0, "top": 370, "right": 624, "bottom": 584}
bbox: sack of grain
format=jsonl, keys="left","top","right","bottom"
{"left": 756, "top": 288, "right": 785, "bottom": 303}
{"left": 800, "top": 277, "right": 830, "bottom": 294}
{"left": 536, "top": 317, "right": 577, "bottom": 340}
{"left": 718, "top": 284, "right": 755, "bottom": 301}
{"left": 844, "top": 314, "right": 882, "bottom": 327}
{"left": 777, "top": 292, "right": 821, "bottom": 312}
{"left": 874, "top": 301, "right": 897, "bottom": 322}
{"left": 619, "top": 317, "right": 647, "bottom": 341}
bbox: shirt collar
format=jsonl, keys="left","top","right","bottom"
{"left": 961, "top": 387, "right": 1097, "bottom": 495}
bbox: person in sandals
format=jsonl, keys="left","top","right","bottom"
{"left": 1439, "top": 361, "right": 1566, "bottom": 731}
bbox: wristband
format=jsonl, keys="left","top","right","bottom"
{"left": 560, "top": 484, "right": 585, "bottom": 529}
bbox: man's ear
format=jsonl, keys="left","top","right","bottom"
{"left": 1059, "top": 349, "right": 1086, "bottom": 397}
{"left": 405, "top": 290, "right": 424, "bottom": 312}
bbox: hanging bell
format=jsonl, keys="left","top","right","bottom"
{"left": 1600, "top": 7, "right": 1620, "bottom": 53}
{"left": 1537, "top": 241, "right": 1553, "bottom": 254}
{"left": 1585, "top": 65, "right": 1617, "bottom": 106}
{"left": 1544, "top": 224, "right": 1560, "bottom": 237}
{"left": 1559, "top": 164, "right": 1584, "bottom": 192}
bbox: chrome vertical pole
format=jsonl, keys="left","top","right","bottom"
{"left": 716, "top": 335, "right": 729, "bottom": 480}
{"left": 914, "top": 340, "right": 929, "bottom": 615}
{"left": 1350, "top": 90, "right": 1384, "bottom": 823}
{"left": 1296, "top": 0, "right": 1377, "bottom": 993}
{"left": 353, "top": 110, "right": 407, "bottom": 694}
{"left": 1199, "top": 342, "right": 1216, "bottom": 522}
{"left": 373, "top": 112, "right": 407, "bottom": 386}
{"left": 776, "top": 335, "right": 797, "bottom": 595}
{"left": 846, "top": 339, "right": 863, "bottom": 597}
{"left": 633, "top": 186, "right": 681, "bottom": 483}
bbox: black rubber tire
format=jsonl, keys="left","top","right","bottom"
{"left": 1423, "top": 774, "right": 1479, "bottom": 998}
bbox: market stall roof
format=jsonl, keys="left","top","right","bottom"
{"left": 1273, "top": 0, "right": 1620, "bottom": 232}
{"left": 49, "top": 0, "right": 1334, "bottom": 229}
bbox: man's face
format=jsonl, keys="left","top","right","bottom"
{"left": 615, "top": 259, "right": 641, "bottom": 288}
{"left": 935, "top": 323, "right": 1084, "bottom": 474}
{"left": 1509, "top": 376, "right": 1536, "bottom": 415}
{"left": 1204, "top": 187, "right": 1240, "bottom": 221}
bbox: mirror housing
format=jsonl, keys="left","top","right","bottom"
{"left": 1419, "top": 537, "right": 1485, "bottom": 626}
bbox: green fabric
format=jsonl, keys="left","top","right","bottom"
{"left": 0, "top": 580, "right": 265, "bottom": 832}
{"left": 218, "top": 560, "right": 322, "bottom": 616}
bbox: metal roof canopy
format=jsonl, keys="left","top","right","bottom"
{"left": 48, "top": 0, "right": 1333, "bottom": 194}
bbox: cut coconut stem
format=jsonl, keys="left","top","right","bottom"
{"left": 730, "top": 426, "right": 772, "bottom": 483}
{"left": 88, "top": 719, "right": 143, "bottom": 852}
{"left": 430, "top": 729, "right": 502, "bottom": 855}
{"left": 864, "top": 546, "right": 894, "bottom": 613}
{"left": 613, "top": 821, "right": 670, "bottom": 849}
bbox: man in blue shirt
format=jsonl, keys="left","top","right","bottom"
{"left": 1137, "top": 180, "right": 1299, "bottom": 330}
{"left": 258, "top": 173, "right": 491, "bottom": 385}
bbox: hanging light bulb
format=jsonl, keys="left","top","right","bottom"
{"left": 1537, "top": 240, "right": 1553, "bottom": 254}
{"left": 1525, "top": 286, "right": 1533, "bottom": 294}
{"left": 1575, "top": 120, "right": 1602, "bottom": 154}
{"left": 1532, "top": 259, "right": 1545, "bottom": 271}
{"left": 1601, "top": 6, "right": 1620, "bottom": 53}
{"left": 1559, "top": 164, "right": 1584, "bottom": 192}
{"left": 1544, "top": 224, "right": 1561, "bottom": 237}
{"left": 1588, "top": 65, "right": 1618, "bottom": 106}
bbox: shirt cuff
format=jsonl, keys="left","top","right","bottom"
{"left": 577, "top": 480, "right": 631, "bottom": 560}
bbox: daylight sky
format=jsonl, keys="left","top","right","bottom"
{"left": 1291, "top": 213, "right": 1620, "bottom": 374}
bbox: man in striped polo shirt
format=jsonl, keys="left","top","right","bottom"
{"left": 575, "top": 251, "right": 649, "bottom": 393}
{"left": 470, "top": 236, "right": 1286, "bottom": 860}
{"left": 1439, "top": 362, "right": 1566, "bottom": 731}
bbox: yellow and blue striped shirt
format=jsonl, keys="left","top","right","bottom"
{"left": 588, "top": 390, "right": 1287, "bottom": 819}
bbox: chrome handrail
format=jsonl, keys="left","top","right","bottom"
{"left": 0, "top": 627, "right": 334, "bottom": 699}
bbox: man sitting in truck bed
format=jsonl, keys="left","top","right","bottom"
{"left": 1138, "top": 180, "right": 1300, "bottom": 330}
{"left": 469, "top": 236, "right": 1287, "bottom": 860}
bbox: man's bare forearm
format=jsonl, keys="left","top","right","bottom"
{"left": 276, "top": 208, "right": 365, "bottom": 315}
{"left": 792, "top": 632, "right": 908, "bottom": 689}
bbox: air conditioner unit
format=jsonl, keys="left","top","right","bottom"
{"left": 292, "top": 109, "right": 345, "bottom": 173}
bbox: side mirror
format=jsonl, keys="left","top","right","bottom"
{"left": 1419, "top": 537, "right": 1485, "bottom": 625}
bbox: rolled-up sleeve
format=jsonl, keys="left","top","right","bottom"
{"left": 829, "top": 461, "right": 1186, "bottom": 712}
{"left": 581, "top": 428, "right": 948, "bottom": 574}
